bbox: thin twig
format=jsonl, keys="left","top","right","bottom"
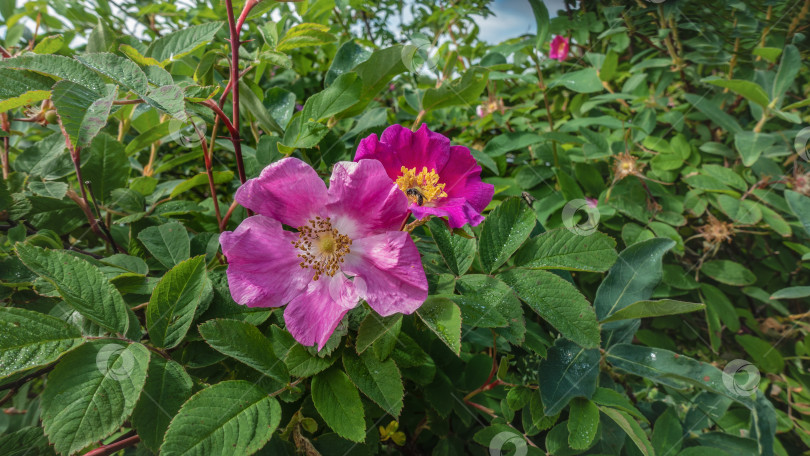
{"left": 83, "top": 434, "right": 140, "bottom": 456}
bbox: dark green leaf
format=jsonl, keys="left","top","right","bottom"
{"left": 16, "top": 243, "right": 129, "bottom": 334}
{"left": 41, "top": 341, "right": 150, "bottom": 455}
{"left": 479, "top": 197, "right": 536, "bottom": 273}
{"left": 312, "top": 368, "right": 367, "bottom": 443}
{"left": 161, "top": 380, "right": 282, "bottom": 456}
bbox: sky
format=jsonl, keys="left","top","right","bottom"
{"left": 477, "top": 0, "right": 565, "bottom": 43}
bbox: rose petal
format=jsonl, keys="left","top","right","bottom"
{"left": 220, "top": 215, "right": 310, "bottom": 307}
{"left": 379, "top": 124, "right": 451, "bottom": 173}
{"left": 234, "top": 157, "right": 327, "bottom": 227}
{"left": 343, "top": 231, "right": 428, "bottom": 316}
{"left": 354, "top": 133, "right": 403, "bottom": 182}
{"left": 283, "top": 274, "right": 357, "bottom": 350}
{"left": 326, "top": 160, "right": 409, "bottom": 239}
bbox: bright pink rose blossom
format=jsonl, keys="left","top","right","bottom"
{"left": 549, "top": 35, "right": 570, "bottom": 62}
{"left": 354, "top": 124, "right": 494, "bottom": 229}
{"left": 220, "top": 158, "right": 428, "bottom": 349}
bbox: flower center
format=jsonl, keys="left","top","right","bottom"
{"left": 292, "top": 216, "right": 351, "bottom": 281}
{"left": 395, "top": 166, "right": 448, "bottom": 206}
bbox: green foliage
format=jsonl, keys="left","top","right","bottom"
{"left": 1, "top": 0, "right": 808, "bottom": 454}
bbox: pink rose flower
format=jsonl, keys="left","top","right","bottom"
{"left": 586, "top": 197, "right": 598, "bottom": 209}
{"left": 220, "top": 158, "right": 428, "bottom": 349}
{"left": 549, "top": 35, "right": 570, "bottom": 62}
{"left": 354, "top": 124, "right": 494, "bottom": 229}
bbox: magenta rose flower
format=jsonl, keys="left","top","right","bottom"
{"left": 549, "top": 35, "right": 570, "bottom": 62}
{"left": 220, "top": 158, "right": 428, "bottom": 349}
{"left": 354, "top": 124, "right": 494, "bottom": 229}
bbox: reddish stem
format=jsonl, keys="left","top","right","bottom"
{"left": 198, "top": 129, "right": 223, "bottom": 229}
{"left": 222, "top": 0, "right": 257, "bottom": 185}
{"left": 84, "top": 435, "right": 140, "bottom": 456}
{"left": 1, "top": 113, "right": 10, "bottom": 179}
{"left": 220, "top": 200, "right": 240, "bottom": 231}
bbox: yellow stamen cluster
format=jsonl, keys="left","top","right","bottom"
{"left": 292, "top": 216, "right": 351, "bottom": 281}
{"left": 395, "top": 166, "right": 448, "bottom": 205}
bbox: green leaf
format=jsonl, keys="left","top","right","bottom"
{"left": 482, "top": 131, "right": 543, "bottom": 157}
{"left": 714, "top": 194, "right": 763, "bottom": 224}
{"left": 198, "top": 319, "right": 288, "bottom": 383}
{"left": 13, "top": 133, "right": 72, "bottom": 179}
{"left": 355, "top": 313, "right": 402, "bottom": 357}
{"left": 239, "top": 80, "right": 284, "bottom": 135}
{"left": 33, "top": 34, "right": 65, "bottom": 54}
{"left": 773, "top": 45, "right": 800, "bottom": 104}
{"left": 326, "top": 40, "right": 371, "bottom": 86}
{"left": 302, "top": 72, "right": 362, "bottom": 122}
{"left": 568, "top": 398, "right": 599, "bottom": 450}
{"left": 51, "top": 80, "right": 117, "bottom": 150}
{"left": 147, "top": 256, "right": 207, "bottom": 349}
{"left": 161, "top": 380, "right": 282, "bottom": 456}
{"left": 529, "top": 0, "right": 550, "bottom": 48}
{"left": 0, "top": 307, "right": 83, "bottom": 379}
{"left": 16, "top": 244, "right": 129, "bottom": 334}
{"left": 501, "top": 269, "right": 600, "bottom": 348}
{"left": 479, "top": 197, "right": 536, "bottom": 273}
{"left": 652, "top": 407, "right": 682, "bottom": 455}
{"left": 785, "top": 190, "right": 810, "bottom": 235}
{"left": 600, "top": 299, "right": 706, "bottom": 323}
{"left": 0, "top": 54, "right": 106, "bottom": 92}
{"left": 599, "top": 50, "right": 618, "bottom": 82}
{"left": 591, "top": 387, "right": 645, "bottom": 421}
{"left": 0, "top": 88, "right": 51, "bottom": 112}
{"left": 132, "top": 357, "right": 194, "bottom": 452}
{"left": 81, "top": 133, "right": 129, "bottom": 203}
{"left": 276, "top": 23, "right": 336, "bottom": 52}
{"left": 143, "top": 84, "right": 187, "bottom": 120}
{"left": 538, "top": 338, "right": 600, "bottom": 415}
{"left": 550, "top": 68, "right": 603, "bottom": 93}
{"left": 147, "top": 22, "right": 224, "bottom": 64}
{"left": 0, "top": 427, "right": 54, "bottom": 456}
{"left": 137, "top": 221, "right": 191, "bottom": 269}
{"left": 0, "top": 68, "right": 54, "bottom": 111}
{"left": 734, "top": 131, "right": 775, "bottom": 167}
{"left": 684, "top": 93, "right": 742, "bottom": 134}
{"left": 269, "top": 326, "right": 335, "bottom": 377}
{"left": 343, "top": 350, "right": 404, "bottom": 416}
{"left": 41, "top": 341, "right": 150, "bottom": 455}
{"left": 416, "top": 296, "right": 462, "bottom": 355}
{"left": 28, "top": 181, "right": 68, "bottom": 199}
{"left": 599, "top": 407, "right": 654, "bottom": 456}
{"left": 595, "top": 238, "right": 674, "bottom": 346}
{"left": 735, "top": 335, "right": 783, "bottom": 374}
{"left": 427, "top": 218, "right": 476, "bottom": 276}
{"left": 265, "top": 87, "right": 296, "bottom": 129}
{"left": 701, "top": 260, "right": 755, "bottom": 286}
{"left": 170, "top": 171, "right": 234, "bottom": 198}
{"left": 515, "top": 228, "right": 618, "bottom": 272}
{"left": 770, "top": 286, "right": 810, "bottom": 300}
{"left": 704, "top": 79, "right": 769, "bottom": 108}
{"left": 421, "top": 67, "right": 489, "bottom": 112}
{"left": 76, "top": 52, "right": 149, "bottom": 95}
{"left": 342, "top": 45, "right": 407, "bottom": 117}
{"left": 605, "top": 343, "right": 755, "bottom": 407}
{"left": 312, "top": 368, "right": 367, "bottom": 443}
{"left": 456, "top": 274, "right": 525, "bottom": 343}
